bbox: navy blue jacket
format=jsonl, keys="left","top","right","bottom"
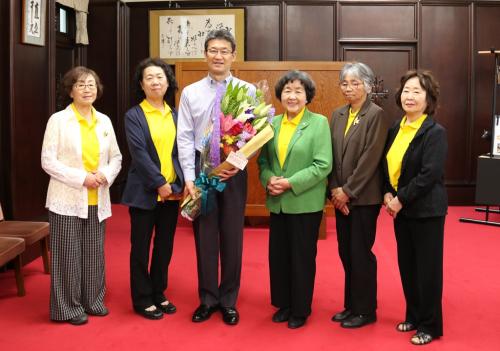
{"left": 383, "top": 115, "right": 448, "bottom": 218}
{"left": 122, "top": 105, "right": 184, "bottom": 210}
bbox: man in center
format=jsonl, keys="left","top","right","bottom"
{"left": 177, "top": 29, "right": 255, "bottom": 326}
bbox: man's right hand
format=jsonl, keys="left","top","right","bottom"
{"left": 184, "top": 181, "right": 197, "bottom": 198}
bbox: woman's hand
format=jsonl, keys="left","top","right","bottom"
{"left": 158, "top": 183, "right": 172, "bottom": 201}
{"left": 332, "top": 187, "right": 349, "bottom": 210}
{"left": 93, "top": 171, "right": 108, "bottom": 186}
{"left": 339, "top": 204, "right": 350, "bottom": 216}
{"left": 386, "top": 196, "right": 403, "bottom": 218}
{"left": 267, "top": 176, "right": 290, "bottom": 196}
{"left": 383, "top": 192, "right": 394, "bottom": 206}
{"left": 83, "top": 173, "right": 100, "bottom": 189}
{"left": 217, "top": 167, "right": 239, "bottom": 181}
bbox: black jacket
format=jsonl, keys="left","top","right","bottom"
{"left": 121, "top": 105, "right": 184, "bottom": 210}
{"left": 383, "top": 115, "right": 448, "bottom": 218}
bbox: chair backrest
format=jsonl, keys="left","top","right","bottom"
{"left": 0, "top": 203, "right": 3, "bottom": 221}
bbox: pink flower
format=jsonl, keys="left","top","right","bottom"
{"left": 243, "top": 122, "right": 256, "bottom": 139}
{"left": 220, "top": 113, "right": 237, "bottom": 133}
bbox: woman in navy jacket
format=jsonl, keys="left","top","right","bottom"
{"left": 122, "top": 58, "right": 184, "bottom": 320}
{"left": 383, "top": 70, "right": 447, "bottom": 345}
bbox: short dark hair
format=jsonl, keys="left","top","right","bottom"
{"left": 61, "top": 66, "right": 103, "bottom": 99}
{"left": 204, "top": 29, "right": 236, "bottom": 52}
{"left": 274, "top": 70, "right": 316, "bottom": 104}
{"left": 132, "top": 57, "right": 178, "bottom": 103}
{"left": 395, "top": 70, "right": 440, "bottom": 115}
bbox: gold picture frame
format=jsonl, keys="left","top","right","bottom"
{"left": 149, "top": 8, "right": 245, "bottom": 64}
{"left": 21, "top": 0, "right": 46, "bottom": 46}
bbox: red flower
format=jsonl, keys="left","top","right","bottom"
{"left": 228, "top": 121, "right": 244, "bottom": 136}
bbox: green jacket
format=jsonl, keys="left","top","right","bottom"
{"left": 258, "top": 108, "right": 333, "bottom": 214}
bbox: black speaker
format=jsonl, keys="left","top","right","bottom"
{"left": 475, "top": 155, "right": 500, "bottom": 205}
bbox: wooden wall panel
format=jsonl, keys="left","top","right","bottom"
{"left": 421, "top": 4, "right": 471, "bottom": 202}
{"left": 245, "top": 4, "right": 280, "bottom": 60}
{"left": 285, "top": 4, "right": 335, "bottom": 60}
{"left": 9, "top": 0, "right": 51, "bottom": 219}
{"left": 342, "top": 45, "right": 415, "bottom": 121}
{"left": 338, "top": 3, "right": 416, "bottom": 40}
{"left": 87, "top": 3, "right": 118, "bottom": 123}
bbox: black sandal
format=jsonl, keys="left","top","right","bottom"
{"left": 396, "top": 321, "right": 416, "bottom": 332}
{"left": 410, "top": 331, "right": 433, "bottom": 345}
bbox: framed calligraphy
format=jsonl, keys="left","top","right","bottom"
{"left": 22, "top": 0, "right": 46, "bottom": 46}
{"left": 149, "top": 8, "right": 245, "bottom": 63}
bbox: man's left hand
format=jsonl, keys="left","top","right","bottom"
{"left": 217, "top": 167, "right": 239, "bottom": 181}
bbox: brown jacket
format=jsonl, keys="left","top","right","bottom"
{"left": 328, "top": 99, "right": 390, "bottom": 207}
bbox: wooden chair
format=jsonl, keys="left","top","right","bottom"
{"left": 0, "top": 203, "right": 50, "bottom": 274}
{"left": 0, "top": 237, "right": 26, "bottom": 296}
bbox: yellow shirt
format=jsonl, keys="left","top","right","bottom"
{"left": 140, "top": 99, "right": 177, "bottom": 201}
{"left": 344, "top": 108, "right": 359, "bottom": 136}
{"left": 277, "top": 108, "right": 305, "bottom": 168}
{"left": 386, "top": 114, "right": 428, "bottom": 190}
{"left": 72, "top": 103, "right": 99, "bottom": 205}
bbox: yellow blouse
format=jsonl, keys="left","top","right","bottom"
{"left": 386, "top": 114, "right": 427, "bottom": 190}
{"left": 72, "top": 103, "right": 99, "bottom": 205}
{"left": 277, "top": 108, "right": 305, "bottom": 168}
{"left": 140, "top": 99, "right": 176, "bottom": 201}
{"left": 344, "top": 107, "right": 359, "bottom": 136}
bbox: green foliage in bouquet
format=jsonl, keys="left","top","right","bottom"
{"left": 221, "top": 81, "right": 253, "bottom": 117}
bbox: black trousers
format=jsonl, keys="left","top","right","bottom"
{"left": 335, "top": 205, "right": 379, "bottom": 315}
{"left": 193, "top": 169, "right": 247, "bottom": 308}
{"left": 394, "top": 215, "right": 445, "bottom": 338}
{"left": 269, "top": 211, "right": 322, "bottom": 318}
{"left": 129, "top": 201, "right": 179, "bottom": 309}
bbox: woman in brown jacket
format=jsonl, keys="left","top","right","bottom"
{"left": 329, "top": 62, "right": 390, "bottom": 328}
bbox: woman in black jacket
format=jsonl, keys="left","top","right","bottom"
{"left": 383, "top": 70, "right": 447, "bottom": 345}
{"left": 122, "top": 58, "right": 184, "bottom": 320}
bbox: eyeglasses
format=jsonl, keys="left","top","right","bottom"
{"left": 340, "top": 81, "right": 363, "bottom": 90}
{"left": 74, "top": 83, "right": 97, "bottom": 91}
{"left": 206, "top": 48, "right": 233, "bottom": 57}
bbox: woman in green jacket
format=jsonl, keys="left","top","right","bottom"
{"left": 258, "top": 70, "right": 332, "bottom": 329}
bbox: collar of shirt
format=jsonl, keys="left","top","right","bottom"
{"left": 206, "top": 73, "right": 233, "bottom": 87}
{"left": 140, "top": 99, "right": 171, "bottom": 116}
{"left": 349, "top": 107, "right": 360, "bottom": 117}
{"left": 283, "top": 107, "right": 306, "bottom": 126}
{"left": 71, "top": 103, "right": 97, "bottom": 127}
{"left": 400, "top": 114, "right": 427, "bottom": 131}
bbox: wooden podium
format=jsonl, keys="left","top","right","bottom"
{"left": 175, "top": 61, "right": 347, "bottom": 237}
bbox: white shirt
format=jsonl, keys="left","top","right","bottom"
{"left": 177, "top": 74, "right": 255, "bottom": 181}
{"left": 41, "top": 105, "right": 122, "bottom": 222}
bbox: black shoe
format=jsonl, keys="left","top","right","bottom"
{"left": 272, "top": 308, "right": 290, "bottom": 323}
{"left": 156, "top": 301, "right": 177, "bottom": 314}
{"left": 331, "top": 309, "right": 352, "bottom": 322}
{"left": 134, "top": 306, "right": 163, "bottom": 320}
{"left": 288, "top": 316, "right": 306, "bottom": 329}
{"left": 68, "top": 313, "right": 88, "bottom": 325}
{"left": 221, "top": 307, "right": 239, "bottom": 325}
{"left": 192, "top": 304, "right": 219, "bottom": 323}
{"left": 86, "top": 307, "right": 109, "bottom": 317}
{"left": 340, "top": 313, "right": 376, "bottom": 328}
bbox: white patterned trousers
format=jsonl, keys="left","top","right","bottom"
{"left": 49, "top": 206, "right": 106, "bottom": 321}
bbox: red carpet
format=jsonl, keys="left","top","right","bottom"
{"left": 1, "top": 206, "right": 499, "bottom": 351}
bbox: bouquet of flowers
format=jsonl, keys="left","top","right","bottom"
{"left": 181, "top": 80, "right": 275, "bottom": 220}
